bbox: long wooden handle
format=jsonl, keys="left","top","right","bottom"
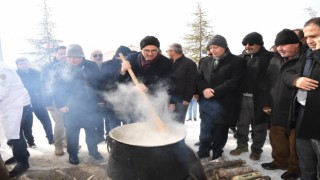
{"left": 119, "top": 53, "right": 167, "bottom": 132}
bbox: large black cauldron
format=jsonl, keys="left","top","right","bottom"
{"left": 106, "top": 122, "right": 207, "bottom": 180}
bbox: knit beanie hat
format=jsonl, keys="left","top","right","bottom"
{"left": 207, "top": 35, "right": 228, "bottom": 49}
{"left": 66, "top": 44, "right": 85, "bottom": 58}
{"left": 242, "top": 32, "right": 264, "bottom": 46}
{"left": 115, "top": 45, "right": 132, "bottom": 57}
{"left": 274, "top": 29, "right": 300, "bottom": 46}
{"left": 140, "top": 36, "right": 160, "bottom": 49}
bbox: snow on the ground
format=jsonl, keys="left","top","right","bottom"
{"left": 0, "top": 115, "right": 292, "bottom": 179}
{"left": 184, "top": 120, "right": 286, "bottom": 180}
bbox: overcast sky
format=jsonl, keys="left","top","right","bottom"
{"left": 0, "top": 0, "right": 319, "bottom": 67}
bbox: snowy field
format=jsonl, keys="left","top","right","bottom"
{"left": 0, "top": 113, "right": 294, "bottom": 179}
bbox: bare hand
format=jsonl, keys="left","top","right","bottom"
{"left": 46, "top": 106, "right": 54, "bottom": 111}
{"left": 168, "top": 104, "right": 175, "bottom": 112}
{"left": 182, "top": 101, "right": 189, "bottom": 106}
{"left": 203, "top": 88, "right": 214, "bottom": 99}
{"left": 59, "top": 106, "right": 69, "bottom": 113}
{"left": 193, "top": 94, "right": 199, "bottom": 100}
{"left": 135, "top": 83, "right": 148, "bottom": 92}
{"left": 294, "top": 77, "right": 318, "bottom": 90}
{"left": 121, "top": 61, "right": 131, "bottom": 74}
{"left": 263, "top": 107, "right": 272, "bottom": 116}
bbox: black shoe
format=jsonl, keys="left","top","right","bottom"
{"left": 193, "top": 118, "right": 197, "bottom": 121}
{"left": 5, "top": 157, "right": 16, "bottom": 165}
{"left": 89, "top": 152, "right": 103, "bottom": 160}
{"left": 28, "top": 143, "right": 37, "bottom": 148}
{"left": 261, "top": 162, "right": 287, "bottom": 170}
{"left": 281, "top": 171, "right": 300, "bottom": 180}
{"left": 186, "top": 118, "right": 192, "bottom": 121}
{"left": 69, "top": 156, "right": 79, "bottom": 165}
{"left": 9, "top": 163, "right": 29, "bottom": 177}
{"left": 233, "top": 133, "right": 238, "bottom": 139}
{"left": 48, "top": 139, "right": 55, "bottom": 145}
{"left": 194, "top": 141, "right": 200, "bottom": 146}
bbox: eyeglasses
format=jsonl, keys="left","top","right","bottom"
{"left": 92, "top": 54, "right": 103, "bottom": 58}
{"left": 243, "top": 43, "right": 254, "bottom": 46}
{"left": 143, "top": 49, "right": 158, "bottom": 54}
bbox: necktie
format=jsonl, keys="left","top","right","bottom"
{"left": 297, "top": 52, "right": 314, "bottom": 106}
{"left": 213, "top": 59, "right": 219, "bottom": 68}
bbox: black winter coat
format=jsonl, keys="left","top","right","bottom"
{"left": 170, "top": 55, "right": 198, "bottom": 104}
{"left": 52, "top": 60, "right": 102, "bottom": 116}
{"left": 197, "top": 52, "right": 246, "bottom": 125}
{"left": 239, "top": 47, "right": 274, "bottom": 125}
{"left": 283, "top": 48, "right": 320, "bottom": 141}
{"left": 266, "top": 53, "right": 301, "bottom": 126}
{"left": 100, "top": 57, "right": 122, "bottom": 92}
{"left": 17, "top": 68, "right": 44, "bottom": 104}
{"left": 119, "top": 52, "right": 173, "bottom": 95}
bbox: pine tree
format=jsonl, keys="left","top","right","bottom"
{"left": 26, "top": 0, "right": 62, "bottom": 68}
{"left": 183, "top": 2, "right": 214, "bottom": 63}
{"left": 304, "top": 7, "right": 318, "bottom": 18}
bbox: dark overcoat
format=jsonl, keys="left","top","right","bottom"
{"left": 197, "top": 52, "right": 246, "bottom": 126}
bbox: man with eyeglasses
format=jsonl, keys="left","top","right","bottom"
{"left": 90, "top": 49, "right": 106, "bottom": 143}
{"left": 166, "top": 43, "right": 197, "bottom": 124}
{"left": 119, "top": 36, "right": 172, "bottom": 123}
{"left": 230, "top": 32, "right": 274, "bottom": 161}
{"left": 90, "top": 50, "right": 104, "bottom": 69}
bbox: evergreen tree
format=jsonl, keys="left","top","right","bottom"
{"left": 183, "top": 2, "right": 214, "bottom": 63}
{"left": 304, "top": 7, "right": 318, "bottom": 18}
{"left": 26, "top": 0, "right": 62, "bottom": 68}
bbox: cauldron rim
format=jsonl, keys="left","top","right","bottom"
{"left": 109, "top": 122, "right": 186, "bottom": 147}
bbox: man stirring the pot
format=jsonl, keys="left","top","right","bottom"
{"left": 119, "top": 36, "right": 173, "bottom": 123}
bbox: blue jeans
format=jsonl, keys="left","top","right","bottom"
{"left": 187, "top": 98, "right": 198, "bottom": 119}
{"left": 174, "top": 102, "right": 188, "bottom": 124}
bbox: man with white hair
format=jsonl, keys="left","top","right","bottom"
{"left": 166, "top": 43, "right": 197, "bottom": 124}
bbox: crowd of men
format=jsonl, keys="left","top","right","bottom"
{"left": 0, "top": 17, "right": 319, "bottom": 179}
